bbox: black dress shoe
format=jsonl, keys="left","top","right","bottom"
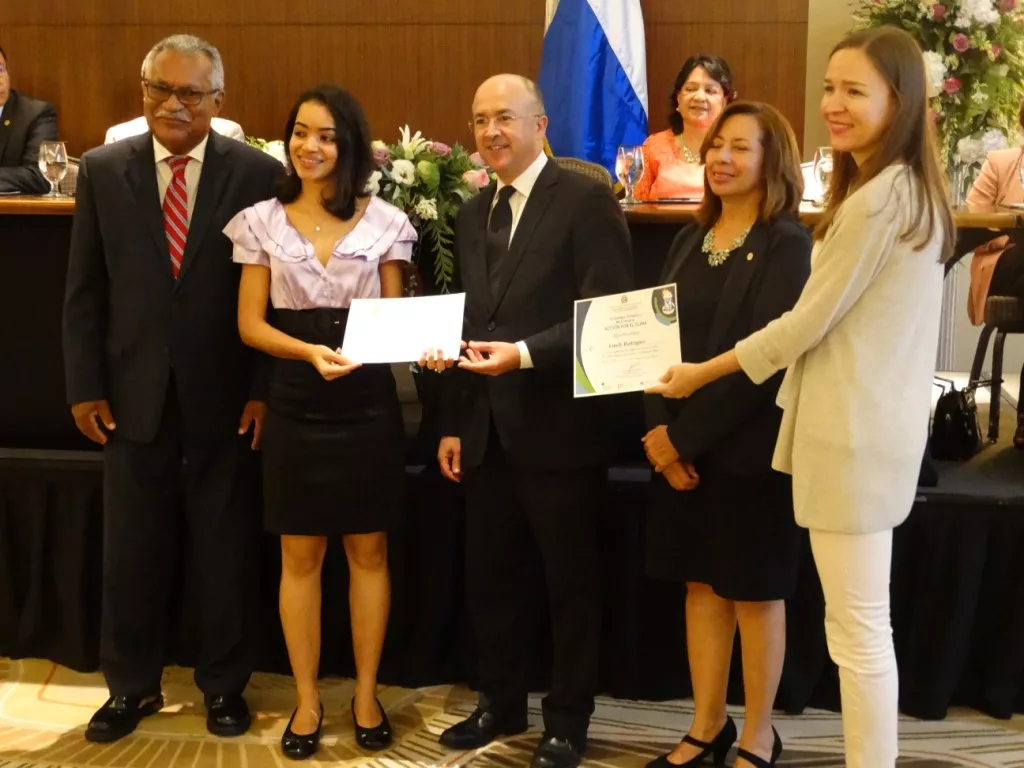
{"left": 205, "top": 693, "right": 251, "bottom": 737}
{"left": 438, "top": 707, "right": 528, "bottom": 750}
{"left": 84, "top": 693, "right": 164, "bottom": 743}
{"left": 531, "top": 733, "right": 587, "bottom": 768}
{"left": 353, "top": 697, "right": 393, "bottom": 751}
{"left": 281, "top": 703, "right": 324, "bottom": 761}
{"left": 646, "top": 715, "right": 737, "bottom": 767}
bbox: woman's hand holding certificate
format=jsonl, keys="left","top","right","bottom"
{"left": 573, "top": 284, "right": 683, "bottom": 397}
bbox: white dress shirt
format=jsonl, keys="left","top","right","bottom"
{"left": 153, "top": 134, "right": 208, "bottom": 224}
{"left": 490, "top": 151, "right": 549, "bottom": 369}
{"left": 105, "top": 116, "right": 246, "bottom": 145}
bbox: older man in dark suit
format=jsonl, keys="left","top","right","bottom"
{"left": 428, "top": 74, "right": 632, "bottom": 768}
{"left": 62, "top": 34, "right": 281, "bottom": 743}
{"left": 0, "top": 45, "right": 57, "bottom": 194}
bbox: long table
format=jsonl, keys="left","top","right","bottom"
{"left": 2, "top": 196, "right": 1023, "bottom": 722}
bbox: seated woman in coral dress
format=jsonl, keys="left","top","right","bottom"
{"left": 634, "top": 54, "right": 736, "bottom": 202}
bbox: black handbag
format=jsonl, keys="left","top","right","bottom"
{"left": 929, "top": 378, "right": 986, "bottom": 460}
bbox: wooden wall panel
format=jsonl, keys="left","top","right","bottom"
{"left": 0, "top": 0, "right": 807, "bottom": 159}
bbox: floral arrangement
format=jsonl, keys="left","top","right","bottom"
{"left": 369, "top": 126, "right": 490, "bottom": 292}
{"left": 854, "top": 0, "right": 1024, "bottom": 169}
{"left": 244, "top": 136, "right": 288, "bottom": 165}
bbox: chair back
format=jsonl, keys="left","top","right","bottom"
{"left": 553, "top": 156, "right": 614, "bottom": 188}
{"left": 59, "top": 158, "right": 80, "bottom": 196}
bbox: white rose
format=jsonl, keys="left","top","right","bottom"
{"left": 922, "top": 51, "right": 948, "bottom": 98}
{"left": 980, "top": 128, "right": 1008, "bottom": 154}
{"left": 391, "top": 159, "right": 417, "bottom": 186}
{"left": 365, "top": 170, "right": 383, "bottom": 196}
{"left": 414, "top": 197, "right": 438, "bottom": 221}
{"left": 265, "top": 140, "right": 288, "bottom": 165}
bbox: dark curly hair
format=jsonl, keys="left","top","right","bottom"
{"left": 668, "top": 54, "right": 736, "bottom": 135}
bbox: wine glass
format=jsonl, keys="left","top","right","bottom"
{"left": 616, "top": 145, "right": 645, "bottom": 207}
{"left": 812, "top": 146, "right": 833, "bottom": 206}
{"left": 38, "top": 141, "right": 68, "bottom": 198}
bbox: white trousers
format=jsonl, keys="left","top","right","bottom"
{"left": 809, "top": 529, "right": 898, "bottom": 768}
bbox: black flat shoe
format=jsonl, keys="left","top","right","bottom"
{"left": 734, "top": 728, "right": 782, "bottom": 767}
{"left": 205, "top": 693, "right": 251, "bottom": 737}
{"left": 646, "top": 715, "right": 737, "bottom": 767}
{"left": 85, "top": 693, "right": 164, "bottom": 743}
{"left": 281, "top": 703, "right": 323, "bottom": 761}
{"left": 353, "top": 697, "right": 393, "bottom": 751}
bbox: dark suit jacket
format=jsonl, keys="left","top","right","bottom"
{"left": 440, "top": 159, "right": 633, "bottom": 470}
{"left": 62, "top": 131, "right": 282, "bottom": 443}
{"left": 645, "top": 215, "right": 812, "bottom": 473}
{"left": 0, "top": 90, "right": 57, "bottom": 194}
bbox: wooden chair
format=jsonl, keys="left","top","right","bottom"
{"left": 553, "top": 156, "right": 614, "bottom": 188}
{"left": 967, "top": 295, "right": 1024, "bottom": 441}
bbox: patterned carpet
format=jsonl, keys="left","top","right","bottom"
{"left": 1, "top": 659, "right": 1022, "bottom": 766}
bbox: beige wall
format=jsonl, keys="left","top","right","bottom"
{"left": 803, "top": 0, "right": 855, "bottom": 159}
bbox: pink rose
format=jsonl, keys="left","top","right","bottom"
{"left": 943, "top": 77, "right": 961, "bottom": 95}
{"left": 999, "top": 0, "right": 1016, "bottom": 11}
{"left": 372, "top": 147, "right": 390, "bottom": 167}
{"left": 461, "top": 169, "right": 490, "bottom": 193}
{"left": 952, "top": 33, "right": 970, "bottom": 53}
{"left": 469, "top": 151, "right": 486, "bottom": 168}
{"left": 993, "top": 42, "right": 1003, "bottom": 58}
{"left": 932, "top": 3, "right": 947, "bottom": 19}
{"left": 430, "top": 142, "right": 451, "bottom": 157}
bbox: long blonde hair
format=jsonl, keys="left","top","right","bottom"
{"left": 816, "top": 26, "right": 955, "bottom": 262}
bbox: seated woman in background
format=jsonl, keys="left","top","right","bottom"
{"left": 642, "top": 101, "right": 811, "bottom": 768}
{"left": 634, "top": 54, "right": 736, "bottom": 201}
{"left": 965, "top": 103, "right": 1024, "bottom": 447}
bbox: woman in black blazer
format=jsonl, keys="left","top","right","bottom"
{"left": 642, "top": 102, "right": 811, "bottom": 768}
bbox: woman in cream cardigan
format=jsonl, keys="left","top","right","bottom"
{"left": 644, "top": 27, "right": 955, "bottom": 768}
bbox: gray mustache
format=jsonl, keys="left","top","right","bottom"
{"left": 155, "top": 110, "right": 189, "bottom": 122}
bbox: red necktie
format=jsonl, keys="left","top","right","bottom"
{"left": 163, "top": 156, "right": 190, "bottom": 278}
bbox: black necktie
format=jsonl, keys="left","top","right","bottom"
{"left": 486, "top": 185, "right": 516, "bottom": 295}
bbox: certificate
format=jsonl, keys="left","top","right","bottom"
{"left": 341, "top": 293, "right": 465, "bottom": 364}
{"left": 573, "top": 284, "right": 681, "bottom": 397}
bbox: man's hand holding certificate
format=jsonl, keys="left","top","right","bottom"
{"left": 341, "top": 293, "right": 466, "bottom": 363}
{"left": 573, "top": 284, "right": 682, "bottom": 397}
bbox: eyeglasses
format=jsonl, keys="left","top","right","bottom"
{"left": 143, "top": 80, "right": 219, "bottom": 106}
{"left": 469, "top": 113, "right": 545, "bottom": 132}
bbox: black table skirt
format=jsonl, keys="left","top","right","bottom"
{"left": 2, "top": 453, "right": 1023, "bottom": 722}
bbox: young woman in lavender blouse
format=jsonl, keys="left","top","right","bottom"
{"left": 646, "top": 27, "right": 955, "bottom": 768}
{"left": 225, "top": 85, "right": 416, "bottom": 760}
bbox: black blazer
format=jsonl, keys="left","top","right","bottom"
{"left": 441, "top": 159, "right": 633, "bottom": 470}
{"left": 0, "top": 90, "right": 57, "bottom": 194}
{"left": 645, "top": 215, "right": 812, "bottom": 473}
{"left": 62, "top": 131, "right": 282, "bottom": 443}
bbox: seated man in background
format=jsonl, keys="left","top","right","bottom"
{"left": 0, "top": 45, "right": 58, "bottom": 194}
{"left": 105, "top": 114, "right": 245, "bottom": 144}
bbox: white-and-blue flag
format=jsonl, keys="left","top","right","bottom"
{"left": 538, "top": 0, "right": 648, "bottom": 173}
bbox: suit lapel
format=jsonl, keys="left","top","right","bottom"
{"left": 491, "top": 160, "right": 558, "bottom": 313}
{"left": 124, "top": 134, "right": 172, "bottom": 272}
{"left": 707, "top": 221, "right": 770, "bottom": 354}
{"left": 176, "top": 132, "right": 232, "bottom": 284}
{"left": 0, "top": 90, "right": 18, "bottom": 164}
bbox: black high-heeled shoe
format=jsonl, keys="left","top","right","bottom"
{"left": 645, "top": 715, "right": 737, "bottom": 767}
{"left": 734, "top": 727, "right": 783, "bottom": 767}
{"left": 352, "top": 697, "right": 392, "bottom": 751}
{"left": 281, "top": 703, "right": 324, "bottom": 761}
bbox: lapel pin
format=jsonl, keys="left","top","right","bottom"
{"left": 746, "top": 252, "right": 754, "bottom": 261}
{"left": 2, "top": 120, "right": 9, "bottom": 127}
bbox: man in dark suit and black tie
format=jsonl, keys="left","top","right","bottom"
{"left": 0, "top": 45, "right": 58, "bottom": 194}
{"left": 62, "top": 34, "right": 281, "bottom": 743}
{"left": 426, "top": 74, "right": 632, "bottom": 768}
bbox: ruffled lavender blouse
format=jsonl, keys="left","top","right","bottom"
{"left": 223, "top": 196, "right": 417, "bottom": 309}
